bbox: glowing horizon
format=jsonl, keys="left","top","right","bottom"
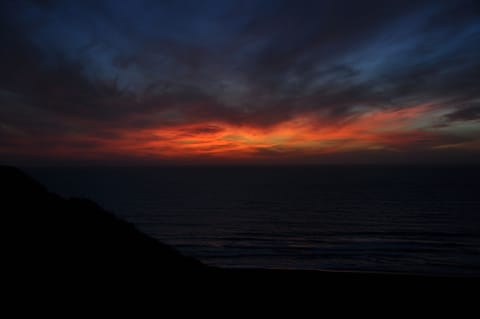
{"left": 3, "top": 102, "right": 476, "bottom": 164}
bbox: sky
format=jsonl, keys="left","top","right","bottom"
{"left": 1, "top": 0, "right": 480, "bottom": 164}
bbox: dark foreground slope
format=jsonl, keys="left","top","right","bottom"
{"left": 2, "top": 166, "right": 476, "bottom": 295}
{"left": 2, "top": 166, "right": 207, "bottom": 283}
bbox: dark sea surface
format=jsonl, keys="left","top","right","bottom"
{"left": 25, "top": 166, "right": 480, "bottom": 276}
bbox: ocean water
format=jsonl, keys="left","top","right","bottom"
{"left": 26, "top": 166, "right": 480, "bottom": 276}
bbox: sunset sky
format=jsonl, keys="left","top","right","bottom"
{"left": 1, "top": 0, "right": 479, "bottom": 164}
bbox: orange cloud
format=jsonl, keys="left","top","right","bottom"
{"left": 3, "top": 103, "right": 445, "bottom": 163}
{"left": 87, "top": 104, "right": 437, "bottom": 161}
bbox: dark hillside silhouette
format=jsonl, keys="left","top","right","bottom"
{"left": 2, "top": 166, "right": 207, "bottom": 287}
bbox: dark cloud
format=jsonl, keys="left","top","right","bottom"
{"left": 0, "top": 0, "right": 479, "bottom": 163}
{"left": 445, "top": 104, "right": 480, "bottom": 122}
{"left": 182, "top": 125, "right": 224, "bottom": 135}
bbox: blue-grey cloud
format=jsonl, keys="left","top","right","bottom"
{"left": 1, "top": 0, "right": 479, "bottom": 162}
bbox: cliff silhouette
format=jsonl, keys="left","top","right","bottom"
{"left": 3, "top": 166, "right": 210, "bottom": 287}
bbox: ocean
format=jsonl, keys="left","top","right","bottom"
{"left": 25, "top": 166, "right": 480, "bottom": 276}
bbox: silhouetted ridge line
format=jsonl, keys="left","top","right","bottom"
{"left": 2, "top": 166, "right": 206, "bottom": 281}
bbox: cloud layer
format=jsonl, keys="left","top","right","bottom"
{"left": 1, "top": 0, "right": 479, "bottom": 164}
